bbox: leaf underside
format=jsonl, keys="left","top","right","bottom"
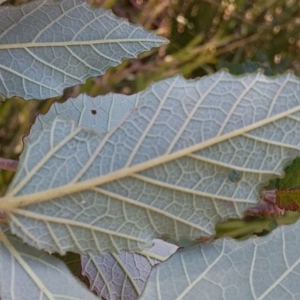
{"left": 29, "top": 92, "right": 139, "bottom": 139}
{"left": 0, "top": 0, "right": 166, "bottom": 99}
{"left": 141, "top": 220, "right": 300, "bottom": 300}
{"left": 3, "top": 1, "right": 300, "bottom": 299}
{"left": 83, "top": 251, "right": 151, "bottom": 299}
{"left": 81, "top": 239, "right": 178, "bottom": 300}
{"left": 3, "top": 72, "right": 300, "bottom": 256}
{"left": 0, "top": 228, "right": 97, "bottom": 300}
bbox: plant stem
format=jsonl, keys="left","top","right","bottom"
{"left": 0, "top": 157, "right": 18, "bottom": 172}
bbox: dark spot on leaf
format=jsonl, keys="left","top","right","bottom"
{"left": 91, "top": 109, "right": 97, "bottom": 115}
{"left": 228, "top": 170, "right": 241, "bottom": 183}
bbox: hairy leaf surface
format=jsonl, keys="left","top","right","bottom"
{"left": 141, "top": 220, "right": 300, "bottom": 300}
{"left": 0, "top": 229, "right": 97, "bottom": 300}
{"left": 2, "top": 72, "right": 300, "bottom": 255}
{"left": 0, "top": 0, "right": 166, "bottom": 99}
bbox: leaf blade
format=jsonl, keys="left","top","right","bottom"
{"left": 0, "top": 0, "right": 167, "bottom": 99}
{"left": 81, "top": 239, "right": 178, "bottom": 300}
{"left": 140, "top": 220, "right": 300, "bottom": 300}
{"left": 0, "top": 228, "right": 98, "bottom": 300}
{"left": 3, "top": 72, "right": 300, "bottom": 254}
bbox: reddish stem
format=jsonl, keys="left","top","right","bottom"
{"left": 0, "top": 157, "right": 18, "bottom": 172}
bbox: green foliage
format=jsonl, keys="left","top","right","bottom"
{"left": 217, "top": 60, "right": 274, "bottom": 76}
{"left": 275, "top": 158, "right": 300, "bottom": 189}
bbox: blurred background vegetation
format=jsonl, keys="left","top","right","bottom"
{"left": 1, "top": 0, "right": 300, "bottom": 239}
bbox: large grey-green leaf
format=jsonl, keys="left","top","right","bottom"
{"left": 81, "top": 239, "right": 178, "bottom": 300}
{"left": 0, "top": 0, "right": 166, "bottom": 99}
{"left": 0, "top": 229, "right": 98, "bottom": 300}
{"left": 141, "top": 220, "right": 300, "bottom": 300}
{"left": 2, "top": 72, "right": 300, "bottom": 255}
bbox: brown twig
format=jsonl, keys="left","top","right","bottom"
{"left": 0, "top": 157, "right": 18, "bottom": 172}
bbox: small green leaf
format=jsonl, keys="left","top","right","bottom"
{"left": 275, "top": 158, "right": 300, "bottom": 189}
{"left": 276, "top": 189, "right": 300, "bottom": 211}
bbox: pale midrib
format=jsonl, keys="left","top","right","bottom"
{"left": 0, "top": 39, "right": 163, "bottom": 50}
{"left": 1, "top": 104, "right": 300, "bottom": 211}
